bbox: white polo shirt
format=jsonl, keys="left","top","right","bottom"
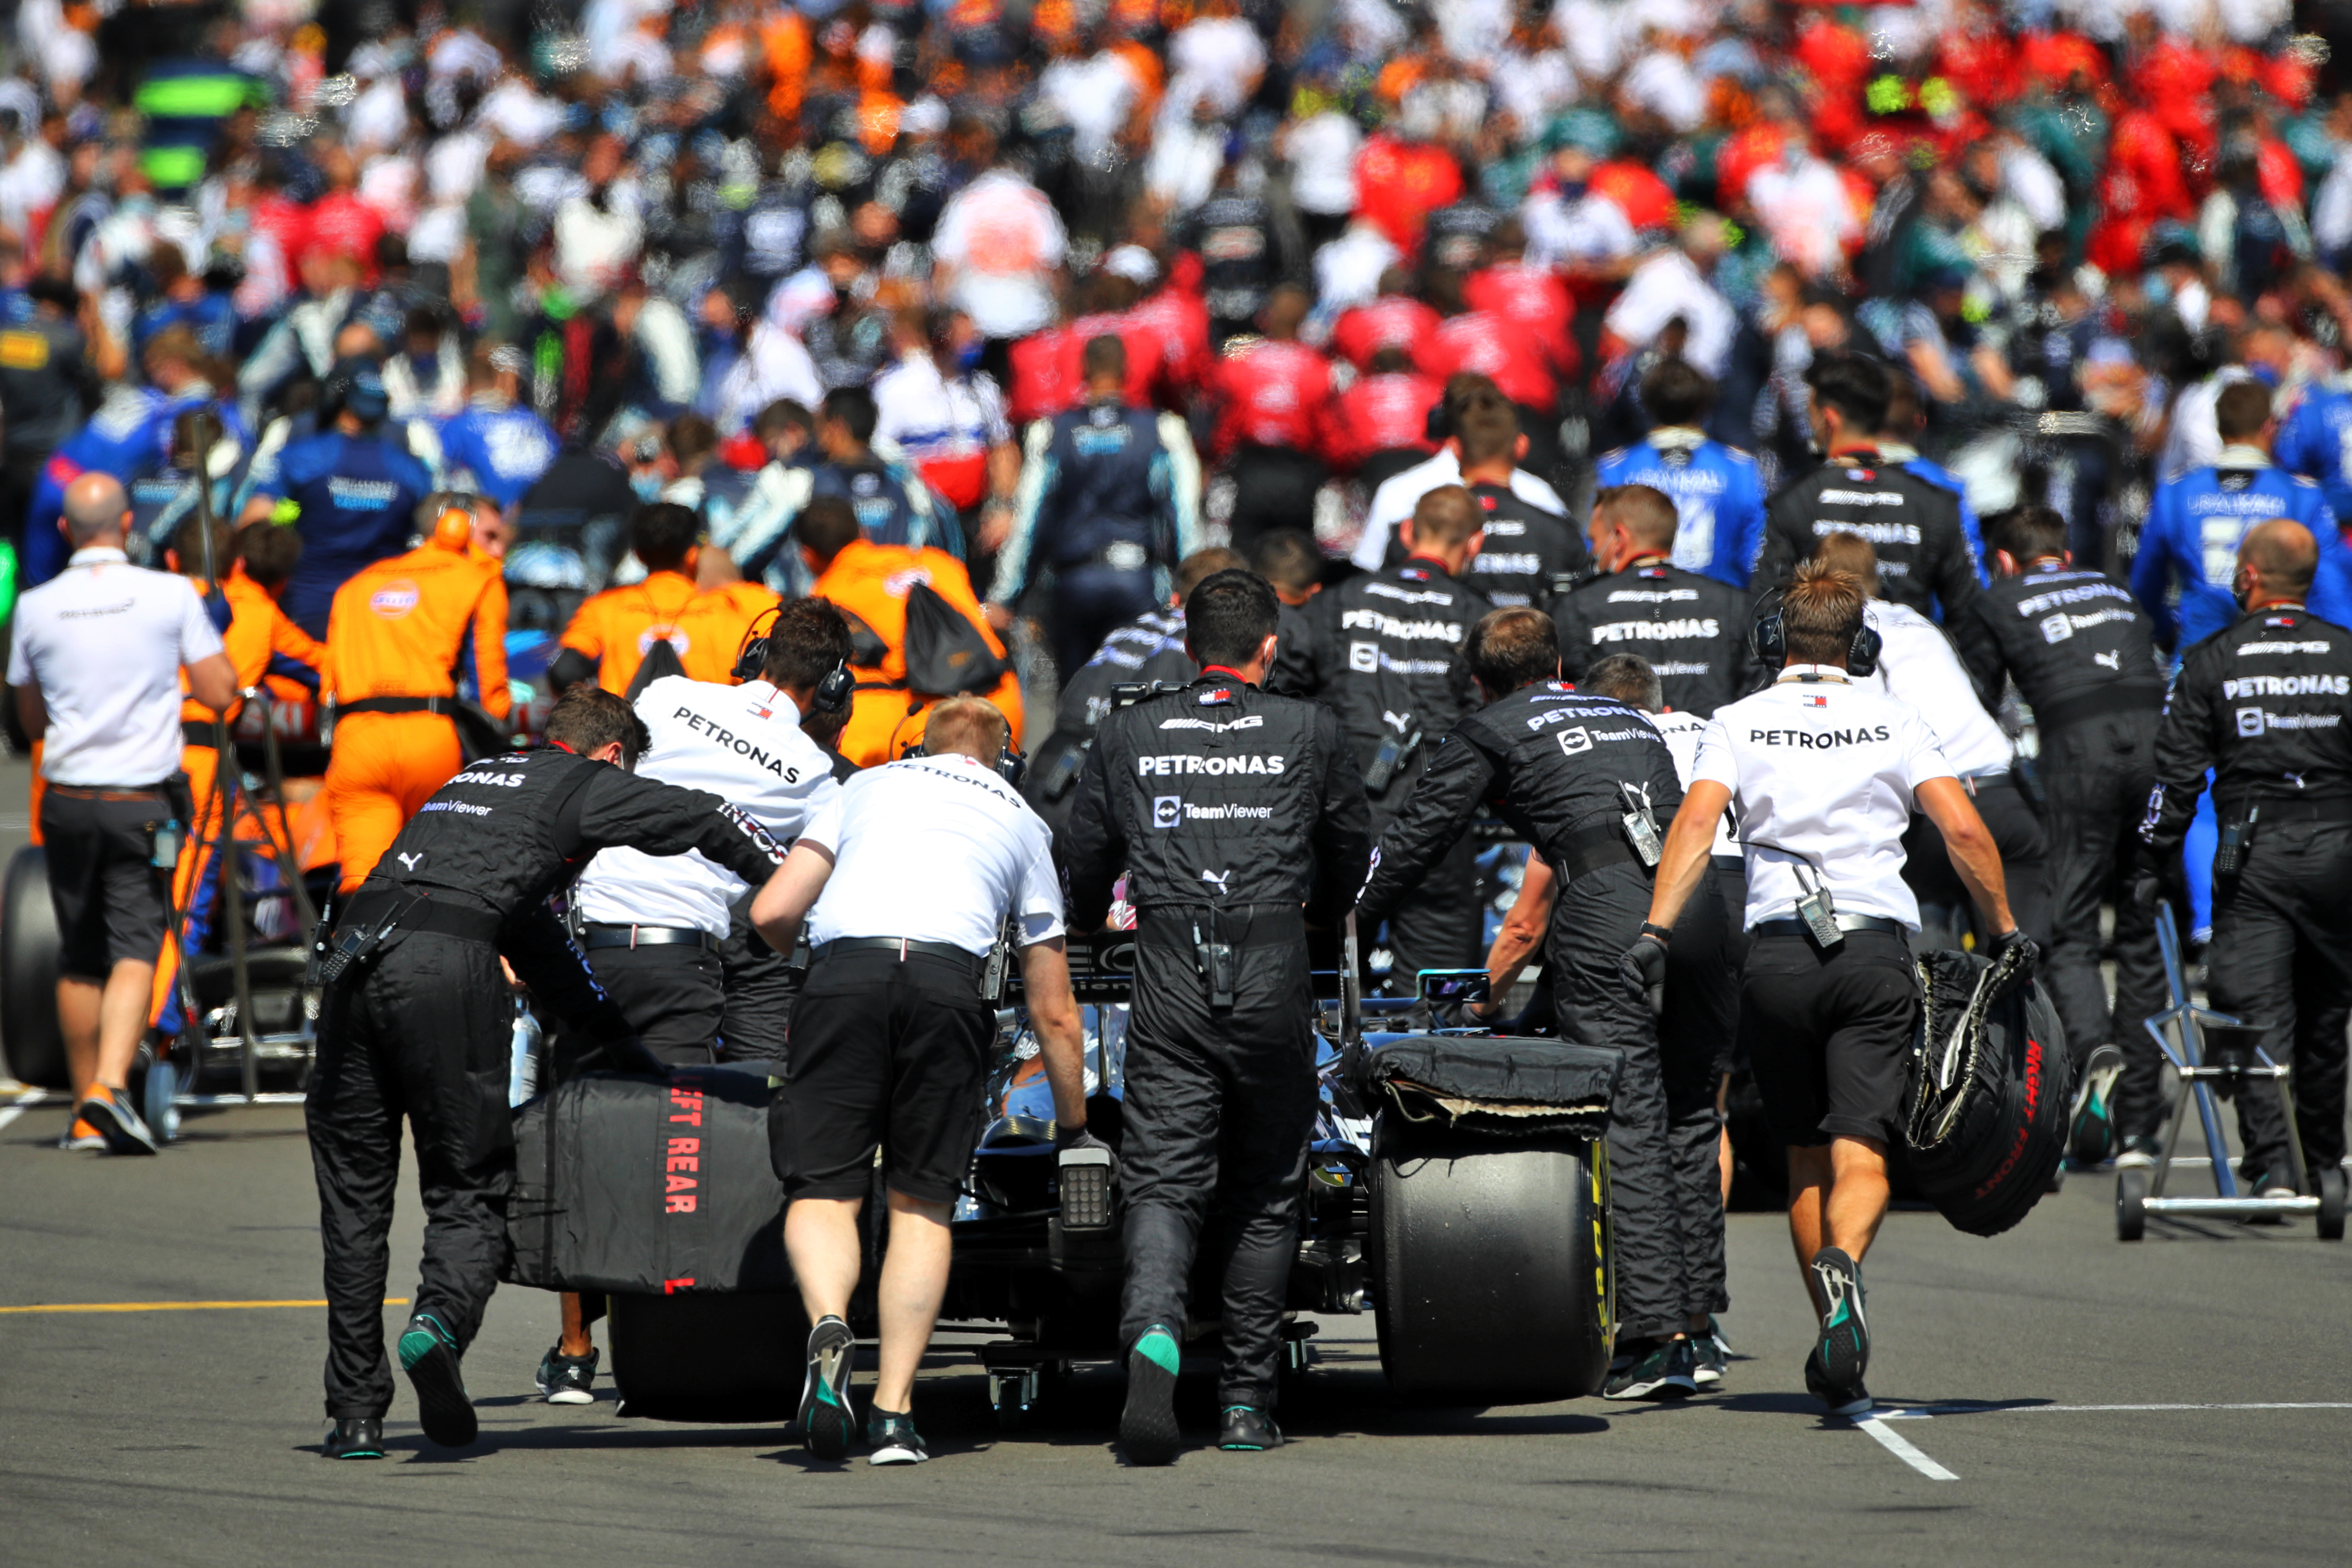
{"left": 1861, "top": 600, "right": 2013, "bottom": 778}
{"left": 1351, "top": 451, "right": 1567, "bottom": 570}
{"left": 574, "top": 676, "right": 841, "bottom": 937}
{"left": 1648, "top": 708, "right": 1739, "bottom": 858}
{"left": 800, "top": 753, "right": 1063, "bottom": 959}
{"left": 1693, "top": 668, "right": 1955, "bottom": 931}
{"left": 7, "top": 547, "right": 224, "bottom": 788}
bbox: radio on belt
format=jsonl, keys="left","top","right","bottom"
{"left": 1619, "top": 781, "right": 1663, "bottom": 867}
{"left": 1792, "top": 863, "right": 1842, "bottom": 948}
{"left": 1363, "top": 714, "right": 1421, "bottom": 793}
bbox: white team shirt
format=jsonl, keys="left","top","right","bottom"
{"left": 1647, "top": 708, "right": 1738, "bottom": 858}
{"left": 7, "top": 547, "right": 225, "bottom": 788}
{"left": 1693, "top": 668, "right": 1956, "bottom": 931}
{"left": 574, "top": 677, "right": 841, "bottom": 937}
{"left": 1351, "top": 451, "right": 1568, "bottom": 570}
{"left": 1861, "top": 600, "right": 2013, "bottom": 778}
{"left": 800, "top": 753, "right": 1063, "bottom": 959}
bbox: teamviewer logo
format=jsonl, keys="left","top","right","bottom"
{"left": 1153, "top": 796, "right": 1182, "bottom": 828}
{"left": 2236, "top": 707, "right": 2265, "bottom": 738}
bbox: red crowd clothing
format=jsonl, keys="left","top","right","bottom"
{"left": 1935, "top": 25, "right": 2021, "bottom": 111}
{"left": 1329, "top": 294, "right": 1442, "bottom": 372}
{"left": 1207, "top": 338, "right": 1333, "bottom": 460}
{"left": 1591, "top": 162, "right": 1675, "bottom": 234}
{"left": 307, "top": 190, "right": 386, "bottom": 276}
{"left": 1324, "top": 370, "right": 1443, "bottom": 474}
{"left": 1354, "top": 133, "right": 1464, "bottom": 254}
{"left": 1715, "top": 123, "right": 1793, "bottom": 209}
{"left": 2130, "top": 37, "right": 2219, "bottom": 165}
{"left": 1127, "top": 283, "right": 1212, "bottom": 400}
{"left": 1067, "top": 309, "right": 1167, "bottom": 408}
{"left": 1007, "top": 324, "right": 1081, "bottom": 426}
{"left": 2017, "top": 29, "right": 2107, "bottom": 89}
{"left": 1416, "top": 310, "right": 1559, "bottom": 416}
{"left": 1464, "top": 263, "right": 1579, "bottom": 384}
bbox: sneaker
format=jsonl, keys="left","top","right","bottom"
{"left": 536, "top": 1345, "right": 598, "bottom": 1405}
{"left": 2068, "top": 1045, "right": 2125, "bottom": 1164}
{"left": 1691, "top": 1331, "right": 1728, "bottom": 1388}
{"left": 1602, "top": 1336, "right": 1698, "bottom": 1400}
{"left": 1804, "top": 1348, "right": 1872, "bottom": 1418}
{"left": 2116, "top": 1134, "right": 2161, "bottom": 1170}
{"left": 1218, "top": 1405, "right": 1283, "bottom": 1451}
{"left": 1811, "top": 1247, "right": 1869, "bottom": 1393}
{"left": 55, "top": 1119, "right": 106, "bottom": 1152}
{"left": 1119, "top": 1324, "right": 1183, "bottom": 1466}
{"left": 797, "top": 1315, "right": 857, "bottom": 1461}
{"left": 322, "top": 1416, "right": 386, "bottom": 1460}
{"left": 77, "top": 1088, "right": 158, "bottom": 1156}
{"left": 866, "top": 1408, "right": 928, "bottom": 1465}
{"left": 396, "top": 1314, "right": 478, "bottom": 1447}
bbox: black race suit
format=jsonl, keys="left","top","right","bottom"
{"left": 1760, "top": 448, "right": 1981, "bottom": 623}
{"left": 1554, "top": 557, "right": 1767, "bottom": 718}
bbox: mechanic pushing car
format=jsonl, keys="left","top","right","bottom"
{"left": 531, "top": 597, "right": 855, "bottom": 1409}
{"left": 753, "top": 695, "right": 1093, "bottom": 1467}
{"left": 2137, "top": 519, "right": 2352, "bottom": 1203}
{"left": 304, "top": 686, "right": 796, "bottom": 1462}
{"left": 1063, "top": 568, "right": 1372, "bottom": 1463}
{"left": 1358, "top": 613, "right": 1738, "bottom": 1400}
{"left": 1631, "top": 560, "right": 2029, "bottom": 1417}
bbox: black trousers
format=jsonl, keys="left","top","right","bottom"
{"left": 2038, "top": 714, "right": 2168, "bottom": 1133}
{"left": 306, "top": 933, "right": 515, "bottom": 1419}
{"left": 719, "top": 888, "right": 797, "bottom": 1067}
{"left": 2205, "top": 817, "right": 2352, "bottom": 1182}
{"left": 582, "top": 942, "right": 723, "bottom": 1067}
{"left": 1226, "top": 444, "right": 1328, "bottom": 555}
{"left": 1047, "top": 562, "right": 1159, "bottom": 680}
{"left": 1373, "top": 827, "right": 1483, "bottom": 995}
{"left": 1901, "top": 777, "right": 2049, "bottom": 951}
{"left": 1550, "top": 861, "right": 1734, "bottom": 1339}
{"left": 1119, "top": 908, "right": 1318, "bottom": 1408}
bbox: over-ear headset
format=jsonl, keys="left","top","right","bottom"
{"left": 732, "top": 607, "right": 854, "bottom": 714}
{"left": 904, "top": 733, "right": 1026, "bottom": 787}
{"left": 1752, "top": 590, "right": 1881, "bottom": 678}
{"left": 430, "top": 504, "right": 475, "bottom": 552}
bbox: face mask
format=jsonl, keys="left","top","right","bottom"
{"left": 2144, "top": 276, "right": 2171, "bottom": 307}
{"left": 956, "top": 340, "right": 984, "bottom": 373}
{"left": 2232, "top": 566, "right": 2254, "bottom": 611}
{"left": 631, "top": 472, "right": 664, "bottom": 501}
{"left": 2249, "top": 364, "right": 2281, "bottom": 388}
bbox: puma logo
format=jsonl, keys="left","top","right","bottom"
{"left": 2093, "top": 650, "right": 2120, "bottom": 671}
{"left": 1200, "top": 869, "right": 1231, "bottom": 894}
{"left": 396, "top": 852, "right": 423, "bottom": 870}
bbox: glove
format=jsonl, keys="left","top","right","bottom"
{"left": 1617, "top": 934, "right": 1669, "bottom": 1017}
{"left": 2128, "top": 845, "right": 2165, "bottom": 919}
{"left": 1987, "top": 928, "right": 2040, "bottom": 992}
{"left": 1054, "top": 1123, "right": 1113, "bottom": 1157}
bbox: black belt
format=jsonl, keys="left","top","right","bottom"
{"left": 2215, "top": 795, "right": 2352, "bottom": 825}
{"left": 338, "top": 886, "right": 503, "bottom": 944}
{"left": 2033, "top": 684, "right": 2164, "bottom": 735}
{"left": 814, "top": 936, "right": 985, "bottom": 970}
{"left": 582, "top": 922, "right": 719, "bottom": 952}
{"left": 181, "top": 719, "right": 230, "bottom": 748}
{"left": 1551, "top": 815, "right": 1669, "bottom": 883}
{"left": 337, "top": 696, "right": 457, "bottom": 717}
{"left": 1754, "top": 914, "right": 1906, "bottom": 939}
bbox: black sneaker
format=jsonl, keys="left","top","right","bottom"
{"left": 1218, "top": 1406, "right": 1283, "bottom": 1451}
{"left": 797, "top": 1315, "right": 857, "bottom": 1461}
{"left": 1804, "top": 1348, "right": 1872, "bottom": 1418}
{"left": 1120, "top": 1324, "right": 1183, "bottom": 1466}
{"left": 78, "top": 1088, "right": 158, "bottom": 1156}
{"left": 536, "top": 1345, "right": 597, "bottom": 1405}
{"left": 322, "top": 1416, "right": 385, "bottom": 1460}
{"left": 2116, "top": 1133, "right": 2161, "bottom": 1169}
{"left": 396, "top": 1314, "right": 478, "bottom": 1447}
{"left": 1602, "top": 1336, "right": 1698, "bottom": 1400}
{"left": 2069, "top": 1044, "right": 2125, "bottom": 1164}
{"left": 1691, "top": 1329, "right": 1728, "bottom": 1388}
{"left": 1811, "top": 1247, "right": 1869, "bottom": 1393}
{"left": 866, "top": 1408, "right": 928, "bottom": 1466}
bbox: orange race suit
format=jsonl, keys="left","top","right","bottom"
{"left": 558, "top": 571, "right": 780, "bottom": 692}
{"left": 813, "top": 537, "right": 1023, "bottom": 766}
{"left": 321, "top": 542, "right": 510, "bottom": 891}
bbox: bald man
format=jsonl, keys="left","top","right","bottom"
{"left": 2140, "top": 519, "right": 2352, "bottom": 1196}
{"left": 9, "top": 472, "right": 237, "bottom": 1152}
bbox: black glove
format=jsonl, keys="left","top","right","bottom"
{"left": 1054, "top": 1123, "right": 1112, "bottom": 1157}
{"left": 1617, "top": 934, "right": 1669, "bottom": 1017}
{"left": 1987, "top": 927, "right": 2040, "bottom": 991}
{"left": 2128, "top": 845, "right": 2165, "bottom": 919}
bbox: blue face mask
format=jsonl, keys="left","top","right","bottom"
{"left": 956, "top": 340, "right": 984, "bottom": 373}
{"left": 2144, "top": 275, "right": 2171, "bottom": 307}
{"left": 2249, "top": 364, "right": 2281, "bottom": 388}
{"left": 631, "top": 472, "right": 664, "bottom": 501}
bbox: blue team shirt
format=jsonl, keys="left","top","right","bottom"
{"left": 2273, "top": 381, "right": 2352, "bottom": 527}
{"left": 436, "top": 401, "right": 559, "bottom": 508}
{"left": 2132, "top": 457, "right": 2352, "bottom": 650}
{"left": 1593, "top": 434, "right": 1765, "bottom": 589}
{"left": 23, "top": 387, "right": 248, "bottom": 585}
{"left": 248, "top": 431, "right": 436, "bottom": 637}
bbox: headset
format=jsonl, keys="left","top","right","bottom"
{"left": 904, "top": 731, "right": 1026, "bottom": 787}
{"left": 430, "top": 504, "right": 476, "bottom": 553}
{"left": 731, "top": 606, "right": 854, "bottom": 714}
{"left": 1752, "top": 588, "right": 1881, "bottom": 678}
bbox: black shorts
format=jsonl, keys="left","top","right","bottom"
{"left": 40, "top": 787, "right": 172, "bottom": 981}
{"left": 1736, "top": 929, "right": 1919, "bottom": 1148}
{"left": 774, "top": 948, "right": 994, "bottom": 1204}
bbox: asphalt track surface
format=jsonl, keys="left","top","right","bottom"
{"left": 3, "top": 765, "right": 2349, "bottom": 1565}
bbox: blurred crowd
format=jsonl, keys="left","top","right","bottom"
{"left": 6, "top": 0, "right": 2352, "bottom": 683}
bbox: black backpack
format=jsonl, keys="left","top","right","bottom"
{"left": 900, "top": 581, "right": 1009, "bottom": 697}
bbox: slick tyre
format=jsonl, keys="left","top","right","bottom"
{"left": 1370, "top": 1117, "right": 1611, "bottom": 1401}
{"left": 0, "top": 846, "right": 64, "bottom": 1088}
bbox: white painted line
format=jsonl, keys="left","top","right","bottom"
{"left": 1855, "top": 1413, "right": 1959, "bottom": 1480}
{"left": 1936, "top": 1402, "right": 2352, "bottom": 1415}
{"left": 0, "top": 1088, "right": 51, "bottom": 1132}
